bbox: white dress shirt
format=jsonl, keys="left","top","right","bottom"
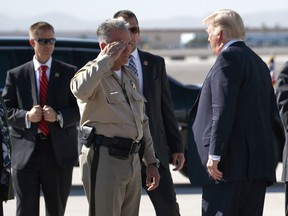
{"left": 127, "top": 49, "right": 143, "bottom": 91}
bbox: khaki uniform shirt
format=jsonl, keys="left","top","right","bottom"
{"left": 70, "top": 54, "right": 158, "bottom": 165}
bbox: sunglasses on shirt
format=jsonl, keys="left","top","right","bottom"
{"left": 34, "top": 38, "right": 56, "bottom": 45}
{"left": 129, "top": 27, "right": 139, "bottom": 34}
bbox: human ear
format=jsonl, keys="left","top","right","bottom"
{"left": 29, "top": 39, "right": 35, "bottom": 47}
{"left": 100, "top": 42, "right": 107, "bottom": 50}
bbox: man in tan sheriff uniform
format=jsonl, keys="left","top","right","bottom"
{"left": 70, "top": 18, "right": 160, "bottom": 216}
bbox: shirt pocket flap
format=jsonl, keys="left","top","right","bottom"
{"left": 131, "top": 91, "right": 147, "bottom": 103}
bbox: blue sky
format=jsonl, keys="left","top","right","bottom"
{"left": 3, "top": 0, "right": 288, "bottom": 21}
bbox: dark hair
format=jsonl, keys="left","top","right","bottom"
{"left": 113, "top": 10, "right": 139, "bottom": 25}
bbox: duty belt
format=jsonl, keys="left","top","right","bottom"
{"left": 94, "top": 134, "right": 144, "bottom": 155}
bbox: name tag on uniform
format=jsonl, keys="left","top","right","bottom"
{"left": 110, "top": 91, "right": 118, "bottom": 95}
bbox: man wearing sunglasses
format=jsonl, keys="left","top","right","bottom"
{"left": 2, "top": 21, "right": 79, "bottom": 216}
{"left": 114, "top": 10, "right": 185, "bottom": 216}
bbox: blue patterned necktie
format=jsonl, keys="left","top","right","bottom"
{"left": 128, "top": 55, "right": 138, "bottom": 77}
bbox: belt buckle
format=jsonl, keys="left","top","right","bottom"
{"left": 130, "top": 141, "right": 141, "bottom": 154}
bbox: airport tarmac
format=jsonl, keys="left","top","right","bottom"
{"left": 2, "top": 164, "right": 285, "bottom": 216}
{"left": 164, "top": 54, "right": 287, "bottom": 86}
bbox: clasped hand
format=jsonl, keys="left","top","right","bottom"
{"left": 28, "top": 105, "right": 57, "bottom": 123}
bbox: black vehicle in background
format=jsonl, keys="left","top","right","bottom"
{"left": 0, "top": 37, "right": 284, "bottom": 178}
{"left": 0, "top": 37, "right": 100, "bottom": 89}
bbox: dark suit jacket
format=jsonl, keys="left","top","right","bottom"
{"left": 188, "top": 41, "right": 276, "bottom": 185}
{"left": 276, "top": 61, "right": 288, "bottom": 181}
{"left": 2, "top": 60, "right": 80, "bottom": 170}
{"left": 138, "top": 50, "right": 183, "bottom": 169}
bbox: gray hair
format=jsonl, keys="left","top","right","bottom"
{"left": 203, "top": 9, "right": 246, "bottom": 40}
{"left": 96, "top": 18, "right": 129, "bottom": 43}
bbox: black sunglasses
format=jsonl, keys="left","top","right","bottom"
{"left": 34, "top": 38, "right": 56, "bottom": 45}
{"left": 129, "top": 27, "right": 139, "bottom": 34}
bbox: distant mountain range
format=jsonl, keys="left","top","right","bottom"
{"left": 1, "top": 10, "right": 288, "bottom": 33}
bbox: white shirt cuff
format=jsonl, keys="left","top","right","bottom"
{"left": 25, "top": 112, "right": 31, "bottom": 129}
{"left": 57, "top": 112, "right": 64, "bottom": 128}
{"left": 209, "top": 154, "right": 221, "bottom": 161}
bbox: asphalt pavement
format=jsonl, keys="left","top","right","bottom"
{"left": 2, "top": 164, "right": 285, "bottom": 216}
{"left": 164, "top": 54, "right": 287, "bottom": 85}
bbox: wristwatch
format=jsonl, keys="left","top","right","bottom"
{"left": 56, "top": 112, "right": 62, "bottom": 122}
{"left": 148, "top": 161, "right": 160, "bottom": 168}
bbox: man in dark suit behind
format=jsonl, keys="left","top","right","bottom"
{"left": 113, "top": 10, "right": 185, "bottom": 216}
{"left": 2, "top": 21, "right": 79, "bottom": 216}
{"left": 188, "top": 9, "right": 276, "bottom": 215}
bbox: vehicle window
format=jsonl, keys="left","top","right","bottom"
{"left": 53, "top": 49, "right": 99, "bottom": 69}
{"left": 53, "top": 50, "right": 73, "bottom": 65}
{"left": 0, "top": 49, "right": 34, "bottom": 90}
{"left": 0, "top": 40, "right": 100, "bottom": 91}
{"left": 14, "top": 50, "right": 34, "bottom": 65}
{"left": 0, "top": 52, "right": 14, "bottom": 89}
{"left": 73, "top": 50, "right": 99, "bottom": 68}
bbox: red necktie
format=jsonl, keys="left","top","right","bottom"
{"left": 39, "top": 65, "right": 49, "bottom": 135}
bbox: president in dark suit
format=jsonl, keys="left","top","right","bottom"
{"left": 2, "top": 22, "right": 79, "bottom": 216}
{"left": 188, "top": 9, "right": 276, "bottom": 215}
{"left": 113, "top": 10, "right": 185, "bottom": 216}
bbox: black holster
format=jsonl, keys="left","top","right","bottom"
{"left": 80, "top": 125, "right": 95, "bottom": 148}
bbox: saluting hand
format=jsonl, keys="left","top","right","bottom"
{"left": 101, "top": 41, "right": 126, "bottom": 61}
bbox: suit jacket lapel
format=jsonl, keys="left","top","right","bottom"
{"left": 138, "top": 50, "right": 150, "bottom": 97}
{"left": 28, "top": 61, "right": 38, "bottom": 105}
{"left": 47, "top": 61, "right": 60, "bottom": 105}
